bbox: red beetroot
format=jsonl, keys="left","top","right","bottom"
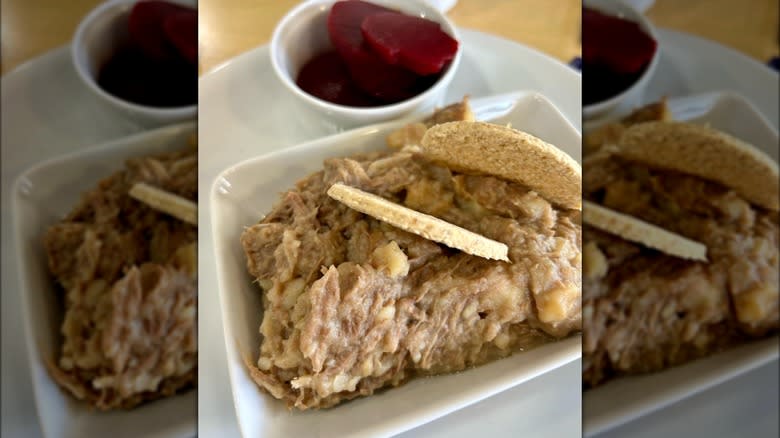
{"left": 344, "top": 52, "right": 423, "bottom": 102}
{"left": 128, "top": 1, "right": 192, "bottom": 61}
{"left": 296, "top": 51, "right": 380, "bottom": 107}
{"left": 328, "top": 0, "right": 394, "bottom": 58}
{"left": 163, "top": 10, "right": 198, "bottom": 65}
{"left": 582, "top": 8, "right": 656, "bottom": 74}
{"left": 327, "top": 0, "right": 420, "bottom": 102}
{"left": 361, "top": 12, "right": 458, "bottom": 75}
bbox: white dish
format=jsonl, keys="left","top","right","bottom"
{"left": 210, "top": 91, "right": 581, "bottom": 438}
{"left": 593, "top": 359, "right": 778, "bottom": 438}
{"left": 197, "top": 29, "right": 583, "bottom": 438}
{"left": 195, "top": 28, "right": 778, "bottom": 437}
{"left": 583, "top": 91, "right": 780, "bottom": 437}
{"left": 12, "top": 122, "right": 198, "bottom": 438}
{"left": 397, "top": 359, "right": 582, "bottom": 438}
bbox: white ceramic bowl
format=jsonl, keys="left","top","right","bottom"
{"left": 270, "top": 0, "right": 462, "bottom": 130}
{"left": 71, "top": 0, "right": 197, "bottom": 128}
{"left": 210, "top": 91, "right": 581, "bottom": 438}
{"left": 12, "top": 122, "right": 197, "bottom": 438}
{"left": 582, "top": 0, "right": 660, "bottom": 120}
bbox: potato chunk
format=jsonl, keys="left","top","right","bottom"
{"left": 735, "top": 283, "right": 778, "bottom": 324}
{"left": 583, "top": 241, "right": 608, "bottom": 280}
{"left": 538, "top": 283, "right": 578, "bottom": 323}
{"left": 371, "top": 241, "right": 409, "bottom": 278}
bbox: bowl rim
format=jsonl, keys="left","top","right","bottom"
{"left": 581, "top": 0, "right": 660, "bottom": 115}
{"left": 269, "top": 0, "right": 462, "bottom": 117}
{"left": 70, "top": 0, "right": 197, "bottom": 118}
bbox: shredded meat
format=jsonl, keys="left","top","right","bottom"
{"left": 241, "top": 149, "right": 581, "bottom": 409}
{"left": 582, "top": 153, "right": 779, "bottom": 388}
{"left": 43, "top": 147, "right": 197, "bottom": 410}
{"left": 583, "top": 98, "right": 672, "bottom": 155}
{"left": 386, "top": 97, "right": 474, "bottom": 150}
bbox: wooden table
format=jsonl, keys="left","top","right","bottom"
{"left": 3, "top": 0, "right": 777, "bottom": 75}
{"left": 647, "top": 0, "right": 779, "bottom": 62}
{"left": 0, "top": 0, "right": 102, "bottom": 74}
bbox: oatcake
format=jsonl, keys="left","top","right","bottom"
{"left": 240, "top": 104, "right": 582, "bottom": 409}
{"left": 582, "top": 200, "right": 707, "bottom": 261}
{"left": 422, "top": 122, "right": 582, "bottom": 210}
{"left": 327, "top": 183, "right": 510, "bottom": 261}
{"left": 43, "top": 147, "right": 197, "bottom": 410}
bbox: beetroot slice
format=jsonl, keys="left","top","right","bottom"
{"left": 296, "top": 51, "right": 380, "bottom": 107}
{"left": 163, "top": 10, "right": 197, "bottom": 65}
{"left": 582, "top": 8, "right": 656, "bottom": 74}
{"left": 361, "top": 12, "right": 458, "bottom": 76}
{"left": 344, "top": 49, "right": 423, "bottom": 102}
{"left": 328, "top": 0, "right": 395, "bottom": 58}
{"left": 327, "top": 1, "right": 423, "bottom": 102}
{"left": 129, "top": 1, "right": 193, "bottom": 61}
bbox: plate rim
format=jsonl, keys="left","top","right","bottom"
{"left": 210, "top": 90, "right": 580, "bottom": 182}
{"left": 659, "top": 28, "right": 778, "bottom": 78}
{"left": 584, "top": 338, "right": 779, "bottom": 437}
{"left": 1, "top": 45, "right": 70, "bottom": 82}
{"left": 199, "top": 26, "right": 582, "bottom": 79}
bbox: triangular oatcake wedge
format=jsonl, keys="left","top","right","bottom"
{"left": 583, "top": 200, "right": 708, "bottom": 261}
{"left": 420, "top": 121, "right": 582, "bottom": 210}
{"left": 327, "top": 183, "right": 509, "bottom": 261}
{"left": 617, "top": 121, "right": 780, "bottom": 211}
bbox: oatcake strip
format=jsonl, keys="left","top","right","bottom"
{"left": 129, "top": 182, "right": 197, "bottom": 225}
{"left": 617, "top": 121, "right": 780, "bottom": 211}
{"left": 327, "top": 183, "right": 509, "bottom": 261}
{"left": 421, "top": 121, "right": 582, "bottom": 210}
{"left": 583, "top": 200, "right": 708, "bottom": 261}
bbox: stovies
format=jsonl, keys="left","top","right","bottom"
{"left": 582, "top": 114, "right": 779, "bottom": 388}
{"left": 241, "top": 148, "right": 581, "bottom": 409}
{"left": 43, "top": 148, "right": 197, "bottom": 409}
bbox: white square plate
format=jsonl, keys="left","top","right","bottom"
{"left": 583, "top": 91, "right": 780, "bottom": 436}
{"left": 12, "top": 122, "right": 198, "bottom": 438}
{"left": 210, "top": 91, "right": 582, "bottom": 438}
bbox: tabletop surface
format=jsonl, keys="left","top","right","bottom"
{"left": 1, "top": 0, "right": 778, "bottom": 75}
